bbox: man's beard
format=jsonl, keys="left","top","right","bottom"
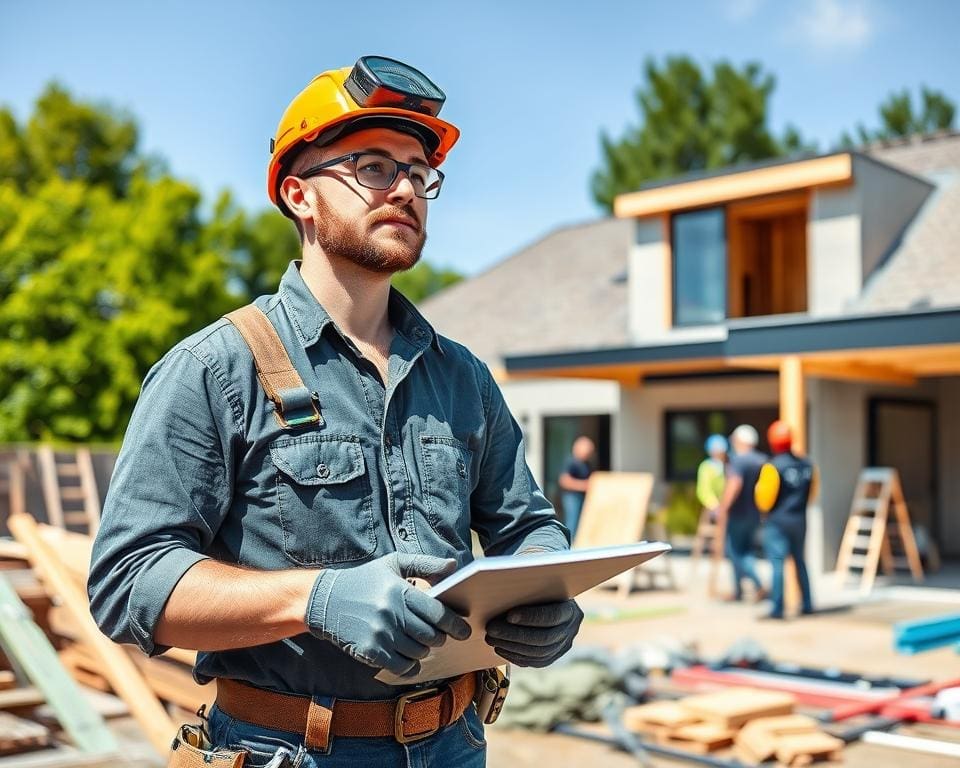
{"left": 312, "top": 197, "right": 426, "bottom": 274}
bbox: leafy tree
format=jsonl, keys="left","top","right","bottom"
{"left": 841, "top": 86, "right": 956, "bottom": 146}
{"left": 591, "top": 56, "right": 809, "bottom": 212}
{"left": 0, "top": 85, "right": 236, "bottom": 442}
{"left": 393, "top": 261, "right": 463, "bottom": 304}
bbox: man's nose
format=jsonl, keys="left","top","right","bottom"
{"left": 386, "top": 172, "right": 416, "bottom": 206}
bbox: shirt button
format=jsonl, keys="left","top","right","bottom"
{"left": 316, "top": 463, "right": 330, "bottom": 479}
{"left": 414, "top": 328, "right": 426, "bottom": 339}
{"left": 457, "top": 459, "right": 466, "bottom": 477}
{"left": 397, "top": 526, "right": 409, "bottom": 540}
{"left": 384, "top": 434, "right": 392, "bottom": 448}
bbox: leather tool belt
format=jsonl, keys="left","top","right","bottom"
{"left": 215, "top": 673, "right": 478, "bottom": 750}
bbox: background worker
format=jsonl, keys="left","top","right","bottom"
{"left": 88, "top": 56, "right": 581, "bottom": 766}
{"left": 557, "top": 435, "right": 596, "bottom": 541}
{"left": 714, "top": 424, "right": 767, "bottom": 602}
{"left": 696, "top": 434, "right": 728, "bottom": 520}
{"left": 756, "top": 420, "right": 817, "bottom": 619}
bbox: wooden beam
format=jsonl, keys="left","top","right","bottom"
{"left": 614, "top": 154, "right": 852, "bottom": 219}
{"left": 8, "top": 515, "right": 176, "bottom": 756}
{"left": 799, "top": 360, "right": 916, "bottom": 387}
{"left": 779, "top": 355, "right": 806, "bottom": 455}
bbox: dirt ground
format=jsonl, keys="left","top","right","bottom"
{"left": 486, "top": 571, "right": 960, "bottom": 767}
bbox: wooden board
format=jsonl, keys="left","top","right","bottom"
{"left": 679, "top": 687, "right": 795, "bottom": 729}
{"left": 624, "top": 701, "right": 702, "bottom": 730}
{"left": 0, "top": 688, "right": 46, "bottom": 711}
{"left": 775, "top": 731, "right": 845, "bottom": 765}
{"left": 735, "top": 714, "right": 820, "bottom": 762}
{"left": 8, "top": 515, "right": 174, "bottom": 755}
{"left": 0, "top": 572, "right": 117, "bottom": 754}
{"left": 0, "top": 712, "right": 50, "bottom": 755}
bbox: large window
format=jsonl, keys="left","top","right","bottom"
{"left": 672, "top": 208, "right": 727, "bottom": 326}
{"left": 665, "top": 406, "right": 779, "bottom": 481}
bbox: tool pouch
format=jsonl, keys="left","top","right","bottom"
{"left": 474, "top": 667, "right": 510, "bottom": 724}
{"left": 168, "top": 723, "right": 247, "bottom": 768}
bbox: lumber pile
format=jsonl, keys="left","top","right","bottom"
{"left": 624, "top": 688, "right": 844, "bottom": 766}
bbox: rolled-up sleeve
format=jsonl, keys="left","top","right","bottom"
{"left": 88, "top": 347, "right": 237, "bottom": 656}
{"left": 470, "top": 362, "right": 569, "bottom": 555}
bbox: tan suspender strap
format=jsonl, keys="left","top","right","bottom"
{"left": 224, "top": 305, "right": 321, "bottom": 428}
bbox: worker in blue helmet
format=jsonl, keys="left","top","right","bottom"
{"left": 696, "top": 434, "right": 728, "bottom": 520}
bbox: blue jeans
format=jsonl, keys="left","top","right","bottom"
{"left": 206, "top": 701, "right": 486, "bottom": 767}
{"left": 762, "top": 520, "right": 813, "bottom": 617}
{"left": 725, "top": 515, "right": 762, "bottom": 600}
{"left": 561, "top": 492, "right": 585, "bottom": 541}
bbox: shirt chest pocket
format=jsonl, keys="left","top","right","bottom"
{"left": 419, "top": 435, "right": 474, "bottom": 550}
{"left": 270, "top": 434, "right": 377, "bottom": 566}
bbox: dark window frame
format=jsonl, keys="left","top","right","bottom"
{"left": 671, "top": 206, "right": 728, "bottom": 328}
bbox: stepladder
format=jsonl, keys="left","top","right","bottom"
{"left": 690, "top": 506, "right": 723, "bottom": 597}
{"left": 835, "top": 467, "right": 924, "bottom": 595}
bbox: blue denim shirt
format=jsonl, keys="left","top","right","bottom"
{"left": 88, "top": 261, "right": 568, "bottom": 700}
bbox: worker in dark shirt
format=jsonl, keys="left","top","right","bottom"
{"left": 756, "top": 420, "right": 817, "bottom": 619}
{"left": 558, "top": 436, "right": 595, "bottom": 542}
{"left": 714, "top": 425, "right": 767, "bottom": 602}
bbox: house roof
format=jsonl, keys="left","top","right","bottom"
{"left": 419, "top": 217, "right": 633, "bottom": 367}
{"left": 420, "top": 132, "right": 960, "bottom": 367}
{"left": 853, "top": 132, "right": 960, "bottom": 312}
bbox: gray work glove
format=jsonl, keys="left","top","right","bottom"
{"left": 485, "top": 599, "right": 584, "bottom": 668}
{"left": 306, "top": 553, "right": 472, "bottom": 678}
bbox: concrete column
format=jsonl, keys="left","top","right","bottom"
{"left": 779, "top": 355, "right": 807, "bottom": 453}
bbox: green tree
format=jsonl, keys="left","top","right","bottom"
{"left": 393, "top": 261, "right": 463, "bottom": 304}
{"left": 842, "top": 86, "right": 956, "bottom": 146}
{"left": 591, "top": 56, "right": 809, "bottom": 212}
{"left": 0, "top": 85, "right": 237, "bottom": 442}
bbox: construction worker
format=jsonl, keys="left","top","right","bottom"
{"left": 87, "top": 56, "right": 581, "bottom": 766}
{"left": 696, "top": 434, "right": 728, "bottom": 520}
{"left": 755, "top": 421, "right": 817, "bottom": 619}
{"left": 557, "top": 435, "right": 596, "bottom": 541}
{"left": 714, "top": 425, "right": 767, "bottom": 602}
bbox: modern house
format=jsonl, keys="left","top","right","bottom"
{"left": 420, "top": 132, "right": 960, "bottom": 575}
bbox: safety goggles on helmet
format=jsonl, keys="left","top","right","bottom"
{"left": 297, "top": 152, "right": 445, "bottom": 199}
{"left": 343, "top": 56, "right": 447, "bottom": 118}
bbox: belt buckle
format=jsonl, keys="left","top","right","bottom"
{"left": 394, "top": 686, "right": 441, "bottom": 744}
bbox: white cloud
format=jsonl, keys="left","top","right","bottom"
{"left": 724, "top": 0, "right": 766, "bottom": 22}
{"left": 796, "top": 0, "right": 873, "bottom": 49}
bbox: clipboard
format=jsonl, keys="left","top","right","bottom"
{"left": 375, "top": 541, "right": 671, "bottom": 684}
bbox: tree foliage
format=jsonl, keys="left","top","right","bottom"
{"left": 0, "top": 84, "right": 460, "bottom": 443}
{"left": 591, "top": 56, "right": 808, "bottom": 212}
{"left": 841, "top": 86, "right": 956, "bottom": 146}
{"left": 393, "top": 261, "right": 462, "bottom": 304}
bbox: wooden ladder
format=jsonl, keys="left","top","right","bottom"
{"left": 834, "top": 468, "right": 924, "bottom": 595}
{"left": 36, "top": 447, "right": 102, "bottom": 535}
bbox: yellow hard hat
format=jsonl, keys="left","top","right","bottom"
{"left": 267, "top": 56, "right": 460, "bottom": 212}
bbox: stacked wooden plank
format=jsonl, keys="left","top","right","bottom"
{"left": 624, "top": 687, "right": 844, "bottom": 765}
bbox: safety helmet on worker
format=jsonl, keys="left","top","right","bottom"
{"left": 767, "top": 420, "right": 793, "bottom": 454}
{"left": 704, "top": 434, "right": 728, "bottom": 456}
{"left": 267, "top": 55, "right": 460, "bottom": 215}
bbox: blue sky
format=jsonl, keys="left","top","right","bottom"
{"left": 2, "top": 0, "right": 959, "bottom": 276}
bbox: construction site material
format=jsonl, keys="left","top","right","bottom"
{"left": 828, "top": 677, "right": 960, "bottom": 723}
{"left": 834, "top": 467, "right": 924, "bottom": 595}
{"left": 861, "top": 729, "right": 960, "bottom": 759}
{"left": 572, "top": 472, "right": 656, "bottom": 597}
{"left": 734, "top": 714, "right": 821, "bottom": 762}
{"left": 679, "top": 688, "right": 796, "bottom": 729}
{"left": 8, "top": 514, "right": 176, "bottom": 755}
{"left": 894, "top": 612, "right": 960, "bottom": 655}
{"left": 0, "top": 712, "right": 51, "bottom": 755}
{"left": 0, "top": 572, "right": 116, "bottom": 753}
{"left": 36, "top": 447, "right": 102, "bottom": 534}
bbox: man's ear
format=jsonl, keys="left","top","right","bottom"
{"left": 280, "top": 176, "right": 313, "bottom": 230}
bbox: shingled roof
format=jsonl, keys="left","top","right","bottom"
{"left": 421, "top": 133, "right": 960, "bottom": 366}
{"left": 855, "top": 131, "right": 960, "bottom": 312}
{"left": 420, "top": 217, "right": 633, "bottom": 366}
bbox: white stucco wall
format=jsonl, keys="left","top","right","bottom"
{"left": 627, "top": 217, "right": 669, "bottom": 341}
{"left": 808, "top": 186, "right": 862, "bottom": 316}
{"left": 498, "top": 377, "right": 621, "bottom": 486}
